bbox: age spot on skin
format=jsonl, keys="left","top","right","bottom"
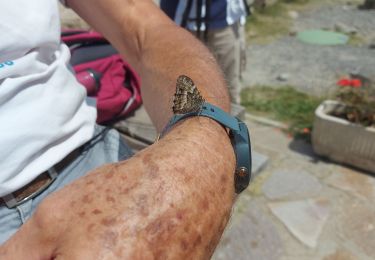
{"left": 175, "top": 167, "right": 186, "bottom": 174}
{"left": 92, "top": 209, "right": 103, "bottom": 215}
{"left": 176, "top": 210, "right": 184, "bottom": 220}
{"left": 105, "top": 170, "right": 115, "bottom": 180}
{"left": 180, "top": 239, "right": 189, "bottom": 251}
{"left": 200, "top": 198, "right": 210, "bottom": 210}
{"left": 121, "top": 182, "right": 139, "bottom": 195}
{"left": 78, "top": 211, "right": 86, "bottom": 218}
{"left": 82, "top": 194, "right": 93, "bottom": 204}
{"left": 106, "top": 196, "right": 116, "bottom": 203}
{"left": 208, "top": 219, "right": 215, "bottom": 231}
{"left": 142, "top": 153, "right": 160, "bottom": 179}
{"left": 220, "top": 174, "right": 228, "bottom": 184}
{"left": 193, "top": 235, "right": 202, "bottom": 248}
{"left": 142, "top": 153, "right": 152, "bottom": 165}
{"left": 101, "top": 217, "right": 117, "bottom": 227}
{"left": 86, "top": 223, "right": 96, "bottom": 233}
{"left": 184, "top": 225, "right": 190, "bottom": 233}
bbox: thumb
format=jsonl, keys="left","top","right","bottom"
{"left": 0, "top": 218, "right": 55, "bottom": 260}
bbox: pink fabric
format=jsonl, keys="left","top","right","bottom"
{"left": 73, "top": 54, "right": 142, "bottom": 123}
{"left": 62, "top": 30, "right": 142, "bottom": 124}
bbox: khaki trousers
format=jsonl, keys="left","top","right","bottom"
{"left": 194, "top": 21, "right": 246, "bottom": 104}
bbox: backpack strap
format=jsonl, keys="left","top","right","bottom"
{"left": 196, "top": 0, "right": 203, "bottom": 38}
{"left": 61, "top": 30, "right": 107, "bottom": 46}
{"left": 204, "top": 0, "right": 212, "bottom": 41}
{"left": 181, "top": 0, "right": 194, "bottom": 28}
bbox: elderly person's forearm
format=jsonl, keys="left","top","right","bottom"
{"left": 0, "top": 116, "right": 235, "bottom": 259}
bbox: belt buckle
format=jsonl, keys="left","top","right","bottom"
{"left": 2, "top": 168, "right": 58, "bottom": 209}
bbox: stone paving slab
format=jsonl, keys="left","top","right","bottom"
{"left": 262, "top": 170, "right": 323, "bottom": 200}
{"left": 269, "top": 198, "right": 330, "bottom": 248}
{"left": 212, "top": 116, "right": 375, "bottom": 260}
{"left": 213, "top": 200, "right": 283, "bottom": 260}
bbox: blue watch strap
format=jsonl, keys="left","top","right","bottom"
{"left": 162, "top": 102, "right": 252, "bottom": 193}
{"left": 166, "top": 105, "right": 239, "bottom": 131}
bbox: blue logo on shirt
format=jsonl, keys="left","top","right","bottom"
{"left": 0, "top": 61, "right": 14, "bottom": 69}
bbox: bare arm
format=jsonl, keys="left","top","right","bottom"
{"left": 0, "top": 0, "right": 236, "bottom": 259}
{"left": 0, "top": 117, "right": 235, "bottom": 259}
{"left": 67, "top": 0, "right": 230, "bottom": 130}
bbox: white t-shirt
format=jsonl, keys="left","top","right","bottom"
{"left": 0, "top": 0, "right": 97, "bottom": 196}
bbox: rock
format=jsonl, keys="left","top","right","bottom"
{"left": 323, "top": 249, "right": 358, "bottom": 260}
{"left": 252, "top": 152, "right": 269, "bottom": 177}
{"left": 289, "top": 30, "right": 298, "bottom": 37}
{"left": 334, "top": 22, "right": 358, "bottom": 35}
{"left": 288, "top": 11, "right": 299, "bottom": 19}
{"left": 342, "top": 5, "right": 351, "bottom": 11}
{"left": 325, "top": 167, "right": 375, "bottom": 201}
{"left": 213, "top": 201, "right": 283, "bottom": 260}
{"left": 262, "top": 170, "right": 323, "bottom": 200}
{"left": 268, "top": 198, "right": 330, "bottom": 248}
{"left": 276, "top": 73, "right": 289, "bottom": 81}
{"left": 339, "top": 201, "right": 375, "bottom": 258}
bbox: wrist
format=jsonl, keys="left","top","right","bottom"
{"left": 160, "top": 101, "right": 252, "bottom": 193}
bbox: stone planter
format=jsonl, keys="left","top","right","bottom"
{"left": 312, "top": 100, "right": 375, "bottom": 173}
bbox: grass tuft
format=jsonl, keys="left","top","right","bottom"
{"left": 241, "top": 86, "right": 324, "bottom": 140}
{"left": 246, "top": 0, "right": 310, "bottom": 44}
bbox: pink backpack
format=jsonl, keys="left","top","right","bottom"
{"left": 61, "top": 30, "right": 142, "bottom": 124}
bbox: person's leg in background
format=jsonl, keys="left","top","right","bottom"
{"left": 203, "top": 21, "right": 246, "bottom": 105}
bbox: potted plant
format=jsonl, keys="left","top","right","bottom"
{"left": 312, "top": 76, "right": 375, "bottom": 173}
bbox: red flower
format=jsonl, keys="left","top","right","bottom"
{"left": 337, "top": 78, "right": 351, "bottom": 87}
{"left": 351, "top": 79, "right": 362, "bottom": 88}
{"left": 336, "top": 78, "right": 362, "bottom": 88}
{"left": 303, "top": 128, "right": 310, "bottom": 134}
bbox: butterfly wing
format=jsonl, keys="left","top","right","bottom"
{"left": 173, "top": 75, "right": 205, "bottom": 114}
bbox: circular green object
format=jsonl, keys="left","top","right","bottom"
{"left": 297, "top": 30, "right": 349, "bottom": 45}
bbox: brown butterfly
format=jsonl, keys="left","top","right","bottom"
{"left": 172, "top": 75, "right": 205, "bottom": 114}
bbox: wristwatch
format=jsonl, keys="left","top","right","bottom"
{"left": 162, "top": 102, "right": 252, "bottom": 193}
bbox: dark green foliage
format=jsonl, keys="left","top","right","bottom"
{"left": 334, "top": 83, "right": 375, "bottom": 127}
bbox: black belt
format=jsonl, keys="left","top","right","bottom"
{"left": 1, "top": 148, "right": 81, "bottom": 208}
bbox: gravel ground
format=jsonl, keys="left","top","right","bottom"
{"left": 294, "top": 4, "right": 375, "bottom": 43}
{"left": 59, "top": 2, "right": 374, "bottom": 97}
{"left": 242, "top": 3, "right": 375, "bottom": 97}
